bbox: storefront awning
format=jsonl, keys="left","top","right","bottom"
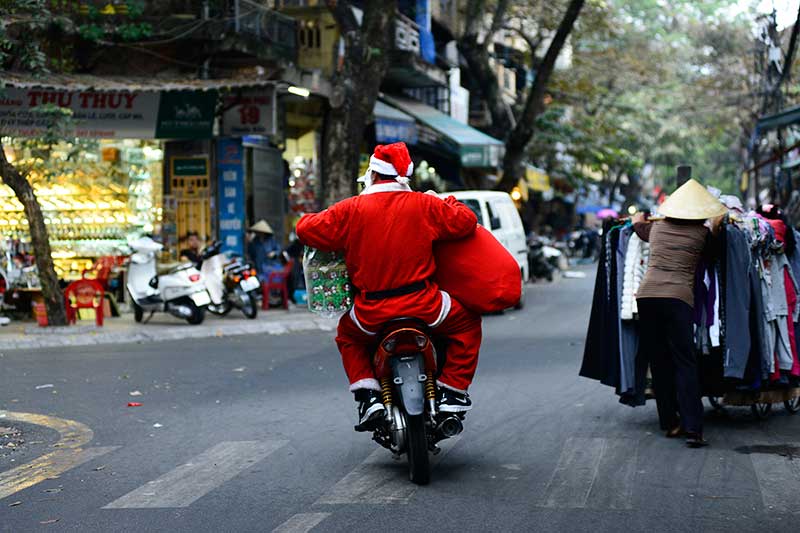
{"left": 373, "top": 101, "right": 418, "bottom": 144}
{"left": 757, "top": 104, "right": 800, "bottom": 132}
{"left": 0, "top": 71, "right": 276, "bottom": 92}
{"left": 381, "top": 95, "right": 504, "bottom": 168}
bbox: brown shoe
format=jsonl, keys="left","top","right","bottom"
{"left": 666, "top": 426, "right": 685, "bottom": 438}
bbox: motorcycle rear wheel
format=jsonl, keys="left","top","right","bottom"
{"left": 132, "top": 302, "right": 144, "bottom": 323}
{"left": 184, "top": 299, "right": 205, "bottom": 325}
{"left": 241, "top": 291, "right": 258, "bottom": 319}
{"left": 406, "top": 414, "right": 430, "bottom": 485}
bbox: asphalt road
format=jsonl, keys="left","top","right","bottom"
{"left": 1, "top": 270, "right": 800, "bottom": 532}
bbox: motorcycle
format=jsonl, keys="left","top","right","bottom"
{"left": 367, "top": 319, "right": 464, "bottom": 485}
{"left": 126, "top": 237, "right": 211, "bottom": 325}
{"left": 527, "top": 233, "right": 555, "bottom": 282}
{"left": 568, "top": 229, "right": 600, "bottom": 264}
{"left": 199, "top": 241, "right": 260, "bottom": 319}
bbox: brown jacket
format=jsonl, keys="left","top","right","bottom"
{"left": 634, "top": 219, "right": 711, "bottom": 307}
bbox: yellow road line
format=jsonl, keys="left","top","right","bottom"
{"left": 0, "top": 410, "right": 117, "bottom": 501}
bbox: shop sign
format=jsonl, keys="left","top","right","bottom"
{"left": 221, "top": 88, "right": 276, "bottom": 137}
{"left": 0, "top": 87, "right": 159, "bottom": 138}
{"left": 375, "top": 118, "right": 418, "bottom": 144}
{"left": 0, "top": 87, "right": 217, "bottom": 139}
{"left": 526, "top": 166, "right": 551, "bottom": 192}
{"left": 216, "top": 139, "right": 246, "bottom": 256}
{"left": 155, "top": 91, "right": 217, "bottom": 139}
{"left": 173, "top": 158, "right": 209, "bottom": 176}
{"left": 460, "top": 144, "right": 501, "bottom": 168}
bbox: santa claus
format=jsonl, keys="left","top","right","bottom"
{"left": 296, "top": 142, "right": 482, "bottom": 430}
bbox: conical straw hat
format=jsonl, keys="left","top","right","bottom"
{"left": 249, "top": 220, "right": 274, "bottom": 234}
{"left": 658, "top": 179, "right": 727, "bottom": 220}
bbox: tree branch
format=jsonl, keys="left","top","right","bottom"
{"left": 486, "top": 0, "right": 512, "bottom": 45}
{"left": 498, "top": 0, "right": 586, "bottom": 192}
{"left": 779, "top": 2, "right": 800, "bottom": 86}
{"left": 326, "top": 0, "right": 359, "bottom": 34}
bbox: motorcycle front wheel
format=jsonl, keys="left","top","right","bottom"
{"left": 406, "top": 414, "right": 430, "bottom": 485}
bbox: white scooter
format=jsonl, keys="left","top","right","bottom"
{"left": 126, "top": 237, "right": 211, "bottom": 325}
{"left": 199, "top": 241, "right": 260, "bottom": 319}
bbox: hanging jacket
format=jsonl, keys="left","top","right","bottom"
{"left": 621, "top": 233, "right": 649, "bottom": 320}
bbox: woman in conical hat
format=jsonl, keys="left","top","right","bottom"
{"left": 631, "top": 178, "right": 727, "bottom": 449}
{"left": 247, "top": 220, "right": 282, "bottom": 281}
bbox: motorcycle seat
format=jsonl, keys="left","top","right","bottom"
{"left": 377, "top": 318, "right": 431, "bottom": 340}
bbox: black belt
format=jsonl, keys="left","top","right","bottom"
{"left": 363, "top": 280, "right": 427, "bottom": 301}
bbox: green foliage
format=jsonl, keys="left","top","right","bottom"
{"left": 529, "top": 0, "right": 753, "bottom": 199}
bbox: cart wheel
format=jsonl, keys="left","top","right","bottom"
{"left": 751, "top": 402, "right": 772, "bottom": 420}
{"left": 784, "top": 396, "right": 800, "bottom": 414}
{"left": 707, "top": 396, "right": 723, "bottom": 411}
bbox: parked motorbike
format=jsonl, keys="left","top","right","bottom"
{"left": 527, "top": 234, "right": 555, "bottom": 282}
{"left": 568, "top": 229, "right": 600, "bottom": 263}
{"left": 366, "top": 319, "right": 464, "bottom": 485}
{"left": 199, "top": 241, "right": 260, "bottom": 319}
{"left": 126, "top": 237, "right": 210, "bottom": 325}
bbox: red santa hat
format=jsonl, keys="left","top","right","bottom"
{"left": 357, "top": 142, "right": 414, "bottom": 189}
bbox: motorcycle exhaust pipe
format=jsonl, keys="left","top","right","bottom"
{"left": 436, "top": 416, "right": 463, "bottom": 439}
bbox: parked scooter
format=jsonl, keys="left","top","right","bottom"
{"left": 527, "top": 233, "right": 555, "bottom": 282}
{"left": 126, "top": 237, "right": 210, "bottom": 325}
{"left": 199, "top": 241, "right": 260, "bottom": 319}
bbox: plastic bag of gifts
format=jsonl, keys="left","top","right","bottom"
{"left": 302, "top": 247, "right": 354, "bottom": 318}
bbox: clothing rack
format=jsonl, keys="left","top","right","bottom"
{"left": 580, "top": 214, "right": 800, "bottom": 417}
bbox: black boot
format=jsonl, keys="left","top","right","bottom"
{"left": 354, "top": 389, "right": 385, "bottom": 432}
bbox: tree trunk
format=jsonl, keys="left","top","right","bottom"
{"left": 0, "top": 139, "right": 67, "bottom": 326}
{"left": 322, "top": 0, "right": 396, "bottom": 206}
{"left": 457, "top": 0, "right": 514, "bottom": 141}
{"left": 458, "top": 35, "right": 513, "bottom": 141}
{"left": 497, "top": 0, "right": 586, "bottom": 192}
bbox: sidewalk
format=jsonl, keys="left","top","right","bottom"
{"left": 0, "top": 306, "right": 338, "bottom": 351}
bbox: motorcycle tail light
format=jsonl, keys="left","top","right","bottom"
{"left": 189, "top": 274, "right": 201, "bottom": 282}
{"left": 242, "top": 271, "right": 250, "bottom": 279}
{"left": 383, "top": 338, "right": 397, "bottom": 352}
{"left": 251, "top": 268, "right": 257, "bottom": 277}
{"left": 233, "top": 275, "right": 241, "bottom": 283}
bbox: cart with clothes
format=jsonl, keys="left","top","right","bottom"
{"left": 580, "top": 193, "right": 800, "bottom": 420}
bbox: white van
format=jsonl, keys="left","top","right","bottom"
{"left": 443, "top": 190, "right": 529, "bottom": 308}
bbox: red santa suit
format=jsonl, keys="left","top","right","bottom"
{"left": 296, "top": 143, "right": 482, "bottom": 393}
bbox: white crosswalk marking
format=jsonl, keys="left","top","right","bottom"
{"left": 103, "top": 440, "right": 288, "bottom": 509}
{"left": 315, "top": 437, "right": 461, "bottom": 505}
{"left": 750, "top": 451, "right": 800, "bottom": 514}
{"left": 272, "top": 512, "right": 331, "bottom": 533}
{"left": 539, "top": 437, "right": 638, "bottom": 509}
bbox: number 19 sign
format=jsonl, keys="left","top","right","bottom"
{"left": 221, "top": 87, "right": 276, "bottom": 137}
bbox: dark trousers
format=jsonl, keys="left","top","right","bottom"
{"left": 637, "top": 297, "right": 703, "bottom": 434}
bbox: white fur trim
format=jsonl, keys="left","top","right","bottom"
{"left": 428, "top": 291, "right": 452, "bottom": 328}
{"left": 349, "top": 306, "right": 377, "bottom": 335}
{"left": 349, "top": 378, "right": 381, "bottom": 392}
{"left": 368, "top": 155, "right": 398, "bottom": 176}
{"left": 360, "top": 182, "right": 412, "bottom": 195}
{"left": 437, "top": 380, "right": 467, "bottom": 394}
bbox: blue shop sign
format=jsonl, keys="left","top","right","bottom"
{"left": 216, "top": 138, "right": 246, "bottom": 257}
{"left": 376, "top": 118, "right": 418, "bottom": 144}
